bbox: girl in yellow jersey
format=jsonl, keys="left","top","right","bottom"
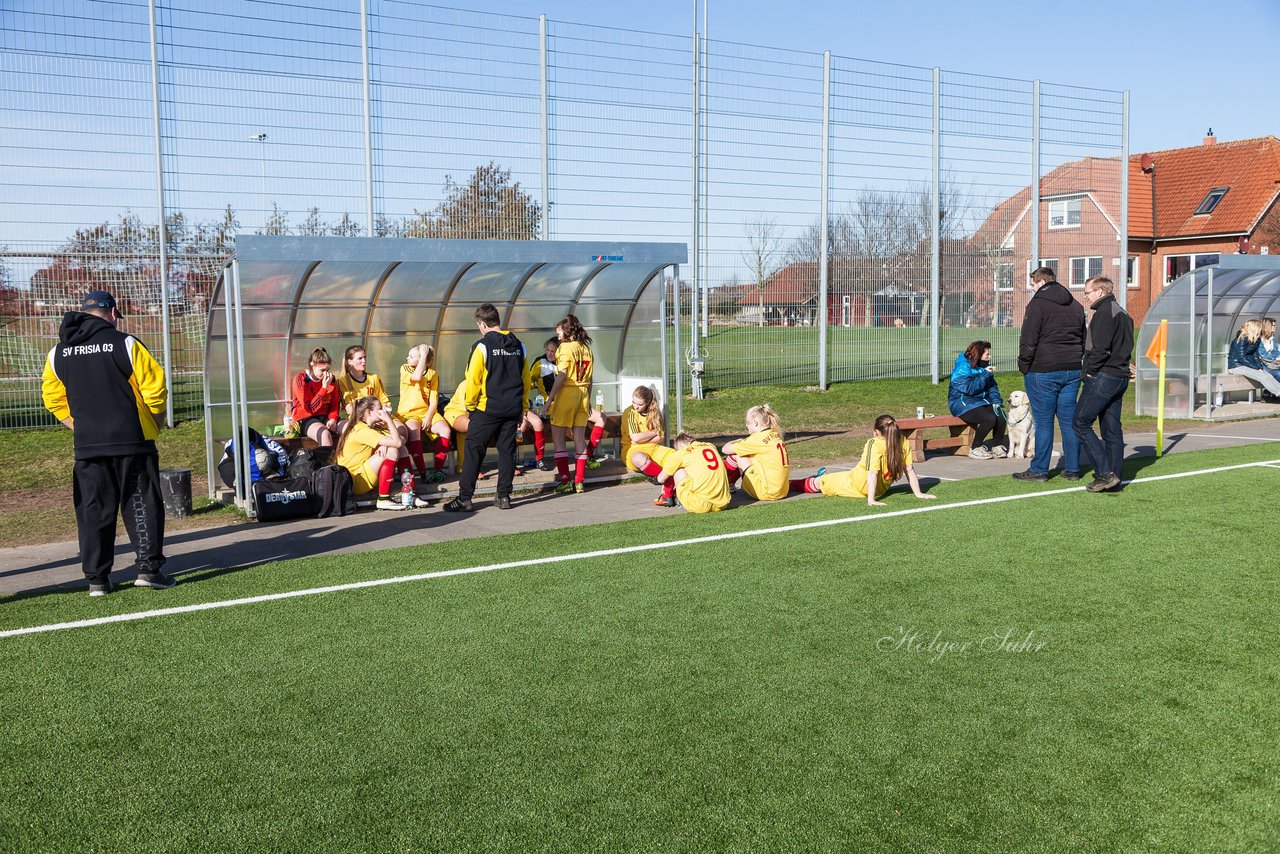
{"left": 790, "top": 414, "right": 937, "bottom": 506}
{"left": 334, "top": 397, "right": 427, "bottom": 510}
{"left": 619, "top": 385, "right": 676, "bottom": 504}
{"left": 721, "top": 404, "right": 790, "bottom": 501}
{"left": 656, "top": 432, "right": 731, "bottom": 513}
{"left": 396, "top": 344, "right": 446, "bottom": 483}
{"left": 546, "top": 314, "right": 595, "bottom": 493}
{"left": 337, "top": 346, "right": 409, "bottom": 464}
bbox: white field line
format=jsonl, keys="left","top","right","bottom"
{"left": 3, "top": 458, "right": 1278, "bottom": 640}
{"left": 1184, "top": 434, "right": 1279, "bottom": 442}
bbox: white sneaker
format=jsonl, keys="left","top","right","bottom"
{"left": 376, "top": 499, "right": 409, "bottom": 511}
{"left": 990, "top": 445, "right": 1008, "bottom": 458}
{"left": 411, "top": 495, "right": 430, "bottom": 509}
{"left": 968, "top": 446, "right": 994, "bottom": 460}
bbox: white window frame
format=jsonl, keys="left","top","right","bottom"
{"left": 1069, "top": 256, "right": 1103, "bottom": 288}
{"left": 1026, "top": 258, "right": 1059, "bottom": 290}
{"left": 994, "top": 262, "right": 1014, "bottom": 292}
{"left": 1163, "top": 252, "right": 1221, "bottom": 286}
{"left": 1126, "top": 255, "right": 1139, "bottom": 289}
{"left": 1047, "top": 198, "right": 1082, "bottom": 230}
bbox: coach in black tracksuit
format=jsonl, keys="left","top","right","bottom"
{"left": 40, "top": 290, "right": 175, "bottom": 596}
{"left": 1074, "top": 276, "right": 1134, "bottom": 493}
{"left": 444, "top": 303, "right": 532, "bottom": 513}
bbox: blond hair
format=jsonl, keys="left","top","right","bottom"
{"left": 1239, "top": 319, "right": 1264, "bottom": 343}
{"left": 746, "top": 403, "right": 783, "bottom": 439}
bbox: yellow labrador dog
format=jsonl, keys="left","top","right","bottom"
{"left": 1006, "top": 390, "right": 1035, "bottom": 459}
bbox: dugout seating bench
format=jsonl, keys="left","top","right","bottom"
{"left": 896, "top": 415, "right": 975, "bottom": 459}
{"left": 456, "top": 411, "right": 624, "bottom": 468}
{"left": 1193, "top": 374, "right": 1268, "bottom": 406}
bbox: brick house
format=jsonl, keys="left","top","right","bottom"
{"left": 973, "top": 133, "right": 1280, "bottom": 325}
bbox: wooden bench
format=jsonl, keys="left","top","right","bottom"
{"left": 1193, "top": 373, "right": 1266, "bottom": 405}
{"left": 896, "top": 415, "right": 975, "bottom": 459}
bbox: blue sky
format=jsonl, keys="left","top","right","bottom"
{"left": 468, "top": 0, "right": 1280, "bottom": 153}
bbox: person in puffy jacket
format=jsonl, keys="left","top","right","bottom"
{"left": 1227, "top": 318, "right": 1280, "bottom": 396}
{"left": 948, "top": 340, "right": 1006, "bottom": 459}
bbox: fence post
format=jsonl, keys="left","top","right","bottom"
{"left": 1118, "top": 89, "right": 1129, "bottom": 309}
{"left": 929, "top": 67, "right": 940, "bottom": 384}
{"left": 540, "top": 15, "right": 550, "bottom": 240}
{"left": 360, "top": 0, "right": 374, "bottom": 235}
{"left": 818, "top": 50, "right": 830, "bottom": 390}
{"left": 1030, "top": 80, "right": 1041, "bottom": 282}
{"left": 688, "top": 22, "right": 702, "bottom": 398}
{"left": 147, "top": 0, "right": 173, "bottom": 426}
{"left": 673, "top": 264, "right": 684, "bottom": 432}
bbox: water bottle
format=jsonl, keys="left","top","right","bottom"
{"left": 594, "top": 389, "right": 605, "bottom": 411}
{"left": 400, "top": 470, "right": 414, "bottom": 506}
{"left": 533, "top": 392, "right": 545, "bottom": 411}
{"left": 1214, "top": 382, "right": 1224, "bottom": 409}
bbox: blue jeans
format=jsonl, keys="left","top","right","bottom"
{"left": 1024, "top": 370, "right": 1081, "bottom": 475}
{"left": 1073, "top": 372, "right": 1128, "bottom": 478}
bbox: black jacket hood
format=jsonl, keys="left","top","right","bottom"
{"left": 59, "top": 311, "right": 115, "bottom": 346}
{"left": 1036, "top": 281, "right": 1076, "bottom": 307}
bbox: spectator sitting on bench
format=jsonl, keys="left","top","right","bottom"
{"left": 1257, "top": 318, "right": 1280, "bottom": 396}
{"left": 1227, "top": 319, "right": 1280, "bottom": 399}
{"left": 948, "top": 340, "right": 1007, "bottom": 460}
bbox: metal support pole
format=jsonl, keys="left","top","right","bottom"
{"left": 1118, "top": 90, "right": 1129, "bottom": 308}
{"left": 1030, "top": 80, "right": 1041, "bottom": 278}
{"left": 689, "top": 19, "right": 702, "bottom": 398}
{"left": 1206, "top": 266, "right": 1214, "bottom": 419}
{"left": 659, "top": 266, "right": 670, "bottom": 441}
{"left": 540, "top": 15, "right": 550, "bottom": 240}
{"left": 699, "top": 1, "right": 709, "bottom": 339}
{"left": 1188, "top": 270, "right": 1196, "bottom": 419}
{"left": 224, "top": 263, "right": 246, "bottom": 512}
{"left": 818, "top": 50, "right": 830, "bottom": 390}
{"left": 929, "top": 67, "right": 941, "bottom": 384}
{"left": 673, "top": 263, "right": 684, "bottom": 432}
{"left": 360, "top": 0, "right": 374, "bottom": 236}
{"left": 148, "top": 0, "right": 173, "bottom": 426}
{"left": 232, "top": 262, "right": 254, "bottom": 518}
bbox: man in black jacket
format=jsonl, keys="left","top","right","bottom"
{"left": 1014, "top": 267, "right": 1086, "bottom": 482}
{"left": 1074, "top": 276, "right": 1134, "bottom": 493}
{"left": 40, "top": 290, "right": 175, "bottom": 596}
{"left": 444, "top": 303, "right": 531, "bottom": 513}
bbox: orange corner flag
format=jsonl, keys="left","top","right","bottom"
{"left": 1144, "top": 319, "right": 1168, "bottom": 366}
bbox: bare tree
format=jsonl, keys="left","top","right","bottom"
{"left": 742, "top": 216, "right": 785, "bottom": 327}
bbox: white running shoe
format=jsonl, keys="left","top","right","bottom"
{"left": 968, "top": 446, "right": 994, "bottom": 460}
{"left": 991, "top": 445, "right": 1008, "bottom": 458}
{"left": 376, "top": 499, "right": 409, "bottom": 511}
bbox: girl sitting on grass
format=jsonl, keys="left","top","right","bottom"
{"left": 335, "top": 396, "right": 427, "bottom": 511}
{"left": 721, "top": 404, "right": 790, "bottom": 501}
{"left": 789, "top": 414, "right": 936, "bottom": 507}
{"left": 619, "top": 385, "right": 674, "bottom": 505}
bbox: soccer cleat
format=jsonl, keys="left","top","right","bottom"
{"left": 513, "top": 463, "right": 526, "bottom": 476}
{"left": 88, "top": 581, "right": 113, "bottom": 597}
{"left": 134, "top": 572, "right": 175, "bottom": 590}
{"left": 585, "top": 456, "right": 602, "bottom": 470}
{"left": 968, "top": 446, "right": 994, "bottom": 460}
{"left": 815, "top": 467, "right": 826, "bottom": 478}
{"left": 1011, "top": 469, "right": 1048, "bottom": 483}
{"left": 574, "top": 482, "right": 586, "bottom": 494}
{"left": 494, "top": 494, "right": 512, "bottom": 510}
{"left": 477, "top": 469, "right": 490, "bottom": 480}
{"left": 411, "top": 495, "right": 430, "bottom": 509}
{"left": 376, "top": 498, "right": 409, "bottom": 511}
{"left": 1086, "top": 473, "right": 1121, "bottom": 493}
{"left": 654, "top": 494, "right": 677, "bottom": 507}
{"left": 1059, "top": 470, "right": 1083, "bottom": 481}
{"left": 553, "top": 480, "right": 574, "bottom": 494}
{"left": 536, "top": 458, "right": 554, "bottom": 472}
{"left": 442, "top": 497, "right": 474, "bottom": 513}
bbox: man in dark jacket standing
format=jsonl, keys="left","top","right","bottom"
{"left": 444, "top": 303, "right": 531, "bottom": 513}
{"left": 1074, "top": 276, "right": 1134, "bottom": 493}
{"left": 1014, "top": 267, "right": 1086, "bottom": 482}
{"left": 40, "top": 290, "right": 175, "bottom": 596}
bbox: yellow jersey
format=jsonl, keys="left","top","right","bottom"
{"left": 555, "top": 340, "right": 593, "bottom": 392}
{"left": 397, "top": 364, "right": 439, "bottom": 421}
{"left": 819, "top": 436, "right": 914, "bottom": 499}
{"left": 442, "top": 380, "right": 469, "bottom": 424}
{"left": 731, "top": 428, "right": 790, "bottom": 501}
{"left": 661, "top": 441, "right": 731, "bottom": 514}
{"left": 619, "top": 404, "right": 663, "bottom": 464}
{"left": 337, "top": 371, "right": 391, "bottom": 411}
{"left": 336, "top": 421, "right": 387, "bottom": 492}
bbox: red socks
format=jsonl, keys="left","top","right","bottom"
{"left": 574, "top": 453, "right": 588, "bottom": 483}
{"left": 724, "top": 455, "right": 742, "bottom": 485}
{"left": 376, "top": 458, "right": 397, "bottom": 498}
{"left": 407, "top": 439, "right": 427, "bottom": 475}
{"left": 660, "top": 479, "right": 675, "bottom": 499}
{"left": 640, "top": 460, "right": 662, "bottom": 478}
{"left": 533, "top": 429, "right": 545, "bottom": 460}
{"left": 555, "top": 451, "right": 570, "bottom": 480}
{"left": 587, "top": 424, "right": 604, "bottom": 455}
{"left": 433, "top": 435, "right": 450, "bottom": 471}
{"left": 789, "top": 477, "right": 820, "bottom": 494}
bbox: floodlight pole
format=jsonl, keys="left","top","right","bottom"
{"left": 148, "top": 0, "right": 173, "bottom": 426}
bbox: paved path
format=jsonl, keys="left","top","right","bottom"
{"left": 5, "top": 418, "right": 1279, "bottom": 600}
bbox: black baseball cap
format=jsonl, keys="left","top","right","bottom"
{"left": 81, "top": 290, "right": 122, "bottom": 315}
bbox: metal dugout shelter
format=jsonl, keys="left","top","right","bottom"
{"left": 1136, "top": 254, "right": 1280, "bottom": 419}
{"left": 206, "top": 235, "right": 687, "bottom": 508}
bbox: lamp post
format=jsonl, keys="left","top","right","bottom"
{"left": 249, "top": 133, "right": 267, "bottom": 229}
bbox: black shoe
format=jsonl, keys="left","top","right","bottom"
{"left": 1059, "top": 471, "right": 1083, "bottom": 481}
{"left": 1011, "top": 469, "right": 1048, "bottom": 483}
{"left": 443, "top": 497, "right": 474, "bottom": 513}
{"left": 536, "top": 459, "right": 554, "bottom": 472}
{"left": 495, "top": 495, "right": 512, "bottom": 510}
{"left": 1085, "top": 473, "right": 1121, "bottom": 493}
{"left": 134, "top": 572, "right": 175, "bottom": 590}
{"left": 654, "top": 494, "right": 677, "bottom": 507}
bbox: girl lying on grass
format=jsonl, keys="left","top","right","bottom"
{"left": 789, "top": 414, "right": 936, "bottom": 507}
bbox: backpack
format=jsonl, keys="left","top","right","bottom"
{"left": 289, "top": 447, "right": 322, "bottom": 481}
{"left": 313, "top": 464, "right": 356, "bottom": 518}
{"left": 219, "top": 428, "right": 289, "bottom": 489}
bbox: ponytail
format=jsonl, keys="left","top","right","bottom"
{"left": 747, "top": 403, "right": 783, "bottom": 440}
{"left": 634, "top": 385, "right": 663, "bottom": 434}
{"left": 336, "top": 396, "right": 380, "bottom": 457}
{"left": 557, "top": 314, "right": 592, "bottom": 345}
{"left": 876, "top": 414, "right": 907, "bottom": 482}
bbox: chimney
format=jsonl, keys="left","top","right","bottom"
{"left": 1203, "top": 127, "right": 1217, "bottom": 145}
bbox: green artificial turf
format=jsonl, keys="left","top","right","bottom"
{"left": 1, "top": 444, "right": 1278, "bottom": 851}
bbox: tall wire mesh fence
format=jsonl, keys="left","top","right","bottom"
{"left": 0, "top": 0, "right": 1126, "bottom": 428}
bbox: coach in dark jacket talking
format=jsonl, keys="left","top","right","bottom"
{"left": 1074, "top": 276, "right": 1134, "bottom": 493}
{"left": 1013, "top": 267, "right": 1085, "bottom": 482}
